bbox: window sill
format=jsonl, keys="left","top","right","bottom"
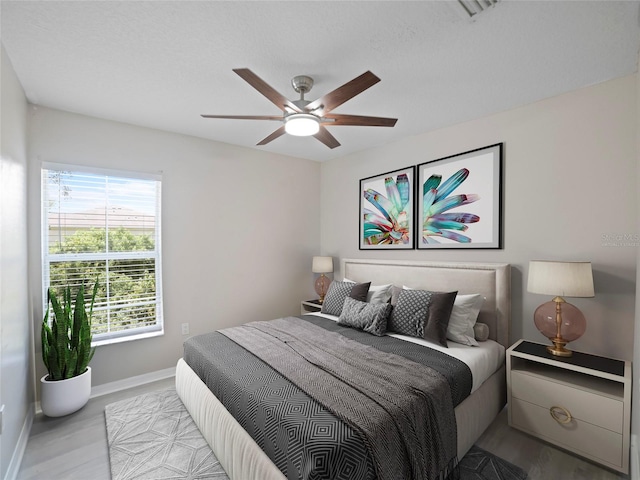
{"left": 92, "top": 329, "right": 164, "bottom": 347}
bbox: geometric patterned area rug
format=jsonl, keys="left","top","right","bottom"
{"left": 105, "top": 388, "right": 229, "bottom": 479}
{"left": 106, "top": 388, "right": 527, "bottom": 480}
{"left": 459, "top": 445, "right": 528, "bottom": 480}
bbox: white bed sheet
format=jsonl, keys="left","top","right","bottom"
{"left": 305, "top": 311, "right": 505, "bottom": 394}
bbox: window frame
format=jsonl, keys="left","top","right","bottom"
{"left": 41, "top": 162, "right": 164, "bottom": 346}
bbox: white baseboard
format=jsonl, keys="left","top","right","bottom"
{"left": 4, "top": 405, "right": 34, "bottom": 480}
{"left": 632, "top": 434, "right": 639, "bottom": 480}
{"left": 90, "top": 366, "right": 176, "bottom": 399}
{"left": 35, "top": 366, "right": 176, "bottom": 415}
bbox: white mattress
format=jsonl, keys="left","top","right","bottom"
{"left": 306, "top": 311, "right": 505, "bottom": 393}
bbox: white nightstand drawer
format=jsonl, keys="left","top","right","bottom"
{"left": 511, "top": 370, "right": 623, "bottom": 433}
{"left": 511, "top": 397, "right": 623, "bottom": 469}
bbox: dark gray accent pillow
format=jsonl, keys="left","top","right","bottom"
{"left": 349, "top": 281, "right": 371, "bottom": 302}
{"left": 338, "top": 297, "right": 392, "bottom": 336}
{"left": 423, "top": 291, "right": 457, "bottom": 347}
{"left": 321, "top": 281, "right": 371, "bottom": 316}
{"left": 388, "top": 289, "right": 457, "bottom": 346}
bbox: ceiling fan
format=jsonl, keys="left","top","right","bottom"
{"left": 201, "top": 69, "right": 397, "bottom": 149}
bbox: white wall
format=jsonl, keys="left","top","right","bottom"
{"left": 321, "top": 74, "right": 637, "bottom": 361}
{"left": 27, "top": 107, "right": 321, "bottom": 389}
{"left": 0, "top": 46, "right": 32, "bottom": 479}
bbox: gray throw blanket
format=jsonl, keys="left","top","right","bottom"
{"left": 220, "top": 316, "right": 458, "bottom": 480}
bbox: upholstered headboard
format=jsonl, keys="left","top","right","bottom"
{"left": 342, "top": 259, "right": 511, "bottom": 348}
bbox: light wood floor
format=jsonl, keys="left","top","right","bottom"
{"left": 17, "top": 378, "right": 175, "bottom": 480}
{"left": 17, "top": 377, "right": 628, "bottom": 480}
{"left": 475, "top": 409, "right": 628, "bottom": 480}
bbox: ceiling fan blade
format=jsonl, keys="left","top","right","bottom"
{"left": 322, "top": 113, "right": 397, "bottom": 127}
{"left": 257, "top": 126, "right": 287, "bottom": 146}
{"left": 233, "top": 68, "right": 302, "bottom": 113}
{"left": 305, "top": 71, "right": 381, "bottom": 115}
{"left": 201, "top": 114, "right": 282, "bottom": 121}
{"left": 313, "top": 125, "right": 341, "bottom": 149}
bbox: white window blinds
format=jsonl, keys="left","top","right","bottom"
{"left": 42, "top": 164, "right": 163, "bottom": 345}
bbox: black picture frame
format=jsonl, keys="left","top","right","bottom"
{"left": 416, "top": 143, "right": 503, "bottom": 249}
{"left": 359, "top": 166, "right": 415, "bottom": 250}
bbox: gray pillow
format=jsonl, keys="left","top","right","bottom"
{"left": 321, "top": 281, "right": 370, "bottom": 316}
{"left": 338, "top": 297, "right": 392, "bottom": 336}
{"left": 390, "top": 285, "right": 403, "bottom": 306}
{"left": 388, "top": 289, "right": 457, "bottom": 346}
{"left": 349, "top": 281, "right": 371, "bottom": 302}
{"left": 344, "top": 279, "right": 393, "bottom": 304}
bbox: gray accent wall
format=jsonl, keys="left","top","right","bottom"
{"left": 0, "top": 46, "right": 32, "bottom": 479}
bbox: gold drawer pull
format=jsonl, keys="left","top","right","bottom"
{"left": 550, "top": 405, "right": 573, "bottom": 424}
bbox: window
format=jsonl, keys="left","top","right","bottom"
{"left": 42, "top": 164, "right": 163, "bottom": 346}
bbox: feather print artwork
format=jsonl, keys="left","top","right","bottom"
{"left": 422, "top": 168, "right": 480, "bottom": 244}
{"left": 363, "top": 173, "right": 411, "bottom": 245}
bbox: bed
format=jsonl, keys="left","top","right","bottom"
{"left": 176, "top": 259, "right": 511, "bottom": 480}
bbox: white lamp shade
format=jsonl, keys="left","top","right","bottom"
{"left": 527, "top": 260, "right": 594, "bottom": 297}
{"left": 312, "top": 256, "right": 333, "bottom": 274}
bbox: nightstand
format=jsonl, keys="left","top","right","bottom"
{"left": 507, "top": 339, "right": 631, "bottom": 473}
{"left": 301, "top": 299, "right": 322, "bottom": 315}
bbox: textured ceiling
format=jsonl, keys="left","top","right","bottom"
{"left": 2, "top": 1, "right": 639, "bottom": 162}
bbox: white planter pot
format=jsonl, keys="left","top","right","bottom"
{"left": 40, "top": 367, "right": 91, "bottom": 417}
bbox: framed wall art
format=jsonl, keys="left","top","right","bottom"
{"left": 359, "top": 166, "right": 415, "bottom": 250}
{"left": 416, "top": 143, "right": 502, "bottom": 249}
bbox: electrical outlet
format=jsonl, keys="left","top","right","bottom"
{"left": 181, "top": 323, "right": 189, "bottom": 335}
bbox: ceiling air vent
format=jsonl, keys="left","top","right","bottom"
{"left": 457, "top": 0, "right": 499, "bottom": 18}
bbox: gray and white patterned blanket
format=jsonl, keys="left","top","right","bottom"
{"left": 183, "top": 315, "right": 472, "bottom": 480}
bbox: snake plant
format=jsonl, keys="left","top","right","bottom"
{"left": 41, "top": 281, "right": 98, "bottom": 381}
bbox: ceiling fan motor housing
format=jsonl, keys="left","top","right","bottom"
{"left": 291, "top": 75, "right": 314, "bottom": 95}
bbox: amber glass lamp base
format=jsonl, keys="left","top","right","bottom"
{"left": 315, "top": 274, "right": 331, "bottom": 304}
{"left": 534, "top": 297, "right": 586, "bottom": 357}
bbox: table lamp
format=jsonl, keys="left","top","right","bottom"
{"left": 312, "top": 256, "right": 333, "bottom": 304}
{"left": 527, "top": 260, "right": 594, "bottom": 357}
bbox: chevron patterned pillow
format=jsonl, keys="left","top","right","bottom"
{"left": 338, "top": 297, "right": 392, "bottom": 336}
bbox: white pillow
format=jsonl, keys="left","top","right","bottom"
{"left": 446, "top": 294, "right": 484, "bottom": 346}
{"left": 343, "top": 278, "right": 393, "bottom": 304}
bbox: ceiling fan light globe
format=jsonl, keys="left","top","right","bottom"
{"left": 284, "top": 114, "right": 320, "bottom": 136}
